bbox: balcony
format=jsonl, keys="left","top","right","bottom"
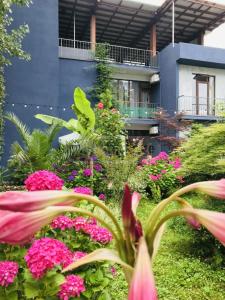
{"left": 117, "top": 102, "right": 158, "bottom": 119}
{"left": 178, "top": 96, "right": 225, "bottom": 118}
{"left": 59, "top": 39, "right": 159, "bottom": 69}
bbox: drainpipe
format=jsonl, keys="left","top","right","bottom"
{"left": 172, "top": 0, "right": 175, "bottom": 47}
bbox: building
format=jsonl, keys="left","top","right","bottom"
{"left": 3, "top": 0, "right": 225, "bottom": 162}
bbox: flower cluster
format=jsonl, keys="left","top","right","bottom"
{"left": 58, "top": 275, "right": 86, "bottom": 300}
{"left": 25, "top": 238, "right": 73, "bottom": 278}
{"left": 73, "top": 217, "right": 113, "bottom": 244}
{"left": 98, "top": 193, "right": 106, "bottom": 201}
{"left": 73, "top": 251, "right": 87, "bottom": 261}
{"left": 25, "top": 170, "right": 64, "bottom": 191}
{"left": 0, "top": 261, "right": 19, "bottom": 287}
{"left": 51, "top": 216, "right": 74, "bottom": 230}
{"left": 94, "top": 164, "right": 103, "bottom": 172}
{"left": 74, "top": 186, "right": 93, "bottom": 195}
{"left": 83, "top": 169, "right": 92, "bottom": 177}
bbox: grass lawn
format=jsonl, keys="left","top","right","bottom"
{"left": 109, "top": 197, "right": 225, "bottom": 300}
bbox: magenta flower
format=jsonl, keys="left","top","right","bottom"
{"left": 58, "top": 275, "right": 86, "bottom": 300}
{"left": 0, "top": 261, "right": 19, "bottom": 287}
{"left": 25, "top": 238, "right": 73, "bottom": 278}
{"left": 141, "top": 159, "right": 149, "bottom": 166}
{"left": 87, "top": 225, "right": 113, "bottom": 244}
{"left": 149, "top": 174, "right": 161, "bottom": 181}
{"left": 51, "top": 216, "right": 74, "bottom": 230}
{"left": 94, "top": 164, "right": 103, "bottom": 172}
{"left": 83, "top": 169, "right": 92, "bottom": 177}
{"left": 128, "top": 237, "right": 157, "bottom": 300}
{"left": 74, "top": 187, "right": 93, "bottom": 195}
{"left": 25, "top": 170, "right": 64, "bottom": 191}
{"left": 73, "top": 216, "right": 88, "bottom": 232}
{"left": 161, "top": 170, "right": 167, "bottom": 174}
{"left": 73, "top": 251, "right": 87, "bottom": 261}
{"left": 170, "top": 158, "right": 181, "bottom": 169}
{"left": 99, "top": 193, "right": 106, "bottom": 201}
{"left": 156, "top": 151, "right": 168, "bottom": 160}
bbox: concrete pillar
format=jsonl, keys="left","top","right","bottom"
{"left": 150, "top": 24, "right": 157, "bottom": 55}
{"left": 90, "top": 15, "right": 96, "bottom": 50}
{"left": 197, "top": 31, "right": 204, "bottom": 45}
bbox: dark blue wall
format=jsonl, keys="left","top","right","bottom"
{"left": 159, "top": 44, "right": 180, "bottom": 115}
{"left": 3, "top": 0, "right": 59, "bottom": 164}
{"left": 150, "top": 82, "right": 160, "bottom": 105}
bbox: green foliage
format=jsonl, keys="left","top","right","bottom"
{"left": 5, "top": 112, "right": 60, "bottom": 184}
{"left": 95, "top": 108, "right": 126, "bottom": 156}
{"left": 0, "top": 0, "right": 31, "bottom": 161}
{"left": 96, "top": 142, "right": 143, "bottom": 199}
{"left": 93, "top": 44, "right": 113, "bottom": 107}
{"left": 179, "top": 122, "right": 225, "bottom": 182}
{"left": 36, "top": 87, "right": 96, "bottom": 136}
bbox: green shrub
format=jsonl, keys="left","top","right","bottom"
{"left": 178, "top": 122, "right": 225, "bottom": 182}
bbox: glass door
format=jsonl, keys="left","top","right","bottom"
{"left": 196, "top": 76, "right": 209, "bottom": 116}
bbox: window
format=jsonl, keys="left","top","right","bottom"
{"left": 193, "top": 74, "right": 215, "bottom": 116}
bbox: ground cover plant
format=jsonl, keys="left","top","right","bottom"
{"left": 1, "top": 178, "right": 225, "bottom": 299}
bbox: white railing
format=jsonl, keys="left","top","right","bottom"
{"left": 178, "top": 95, "right": 225, "bottom": 117}
{"left": 59, "top": 38, "right": 159, "bottom": 68}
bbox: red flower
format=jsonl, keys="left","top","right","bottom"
{"left": 97, "top": 102, "right": 104, "bottom": 109}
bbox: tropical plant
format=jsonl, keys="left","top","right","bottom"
{"left": 36, "top": 87, "right": 96, "bottom": 138}
{"left": 5, "top": 112, "right": 60, "bottom": 183}
{"left": 0, "top": 0, "right": 31, "bottom": 161}
{"left": 178, "top": 122, "right": 225, "bottom": 182}
{"left": 1, "top": 180, "right": 225, "bottom": 299}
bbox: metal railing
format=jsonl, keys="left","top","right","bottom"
{"left": 59, "top": 38, "right": 159, "bottom": 68}
{"left": 117, "top": 101, "right": 158, "bottom": 119}
{"left": 178, "top": 96, "right": 225, "bottom": 117}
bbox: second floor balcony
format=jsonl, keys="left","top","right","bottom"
{"left": 59, "top": 39, "right": 159, "bottom": 69}
{"left": 117, "top": 101, "right": 158, "bottom": 119}
{"left": 178, "top": 96, "right": 225, "bottom": 118}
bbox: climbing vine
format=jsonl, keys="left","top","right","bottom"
{"left": 0, "top": 0, "right": 31, "bottom": 161}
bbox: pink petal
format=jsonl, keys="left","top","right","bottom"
{"left": 128, "top": 237, "right": 157, "bottom": 300}
{"left": 0, "top": 191, "right": 77, "bottom": 212}
{"left": 193, "top": 179, "right": 225, "bottom": 199}
{"left": 132, "top": 192, "right": 141, "bottom": 216}
{"left": 0, "top": 206, "right": 70, "bottom": 245}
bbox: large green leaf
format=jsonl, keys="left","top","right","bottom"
{"left": 72, "top": 87, "right": 95, "bottom": 132}
{"left": 35, "top": 114, "right": 66, "bottom": 127}
{"left": 63, "top": 248, "right": 133, "bottom": 273}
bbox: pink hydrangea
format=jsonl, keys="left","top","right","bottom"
{"left": 161, "top": 169, "right": 167, "bottom": 174}
{"left": 58, "top": 275, "right": 85, "bottom": 300}
{"left": 149, "top": 174, "right": 162, "bottom": 181}
{"left": 141, "top": 159, "right": 149, "bottom": 166}
{"left": 156, "top": 151, "right": 169, "bottom": 160}
{"left": 73, "top": 217, "right": 88, "bottom": 231}
{"left": 25, "top": 238, "right": 73, "bottom": 279}
{"left": 98, "top": 193, "right": 106, "bottom": 201}
{"left": 170, "top": 158, "right": 181, "bottom": 169}
{"left": 85, "top": 225, "right": 113, "bottom": 244}
{"left": 51, "top": 216, "right": 74, "bottom": 230}
{"left": 24, "top": 170, "right": 64, "bottom": 191}
{"left": 0, "top": 261, "right": 19, "bottom": 287}
{"left": 74, "top": 186, "right": 93, "bottom": 195}
{"left": 73, "top": 251, "right": 87, "bottom": 261}
{"left": 83, "top": 169, "right": 92, "bottom": 177}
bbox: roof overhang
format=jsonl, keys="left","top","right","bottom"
{"left": 59, "top": 0, "right": 225, "bottom": 50}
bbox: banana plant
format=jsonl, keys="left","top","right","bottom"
{"left": 1, "top": 180, "right": 225, "bottom": 299}
{"left": 35, "top": 87, "right": 96, "bottom": 136}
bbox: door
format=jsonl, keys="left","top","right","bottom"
{"left": 196, "top": 76, "right": 209, "bottom": 116}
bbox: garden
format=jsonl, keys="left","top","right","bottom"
{"left": 1, "top": 1, "right": 225, "bottom": 300}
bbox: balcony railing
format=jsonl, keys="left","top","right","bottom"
{"left": 117, "top": 101, "right": 158, "bottom": 119}
{"left": 178, "top": 96, "right": 225, "bottom": 117}
{"left": 59, "top": 39, "right": 159, "bottom": 68}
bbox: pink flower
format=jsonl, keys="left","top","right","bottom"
{"left": 73, "top": 251, "right": 87, "bottom": 261}
{"left": 58, "top": 275, "right": 85, "bottom": 300}
{"left": 51, "top": 216, "right": 74, "bottom": 230}
{"left": 97, "top": 102, "right": 104, "bottom": 109}
{"left": 149, "top": 175, "right": 161, "bottom": 181}
{"left": 161, "top": 170, "right": 167, "bottom": 174}
{"left": 170, "top": 158, "right": 181, "bottom": 169}
{"left": 110, "top": 266, "right": 117, "bottom": 277}
{"left": 25, "top": 238, "right": 73, "bottom": 278}
{"left": 0, "top": 261, "right": 19, "bottom": 287}
{"left": 128, "top": 237, "right": 157, "bottom": 300}
{"left": 86, "top": 225, "right": 113, "bottom": 244}
{"left": 74, "top": 187, "right": 93, "bottom": 195}
{"left": 141, "top": 159, "right": 149, "bottom": 166}
{"left": 99, "top": 193, "right": 106, "bottom": 201}
{"left": 83, "top": 169, "right": 92, "bottom": 177}
{"left": 192, "top": 179, "right": 225, "bottom": 199}
{"left": 156, "top": 151, "right": 168, "bottom": 160}
{"left": 73, "top": 216, "right": 88, "bottom": 231}
{"left": 25, "top": 171, "right": 64, "bottom": 191}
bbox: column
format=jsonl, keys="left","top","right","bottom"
{"left": 150, "top": 24, "right": 157, "bottom": 56}
{"left": 90, "top": 15, "right": 96, "bottom": 50}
